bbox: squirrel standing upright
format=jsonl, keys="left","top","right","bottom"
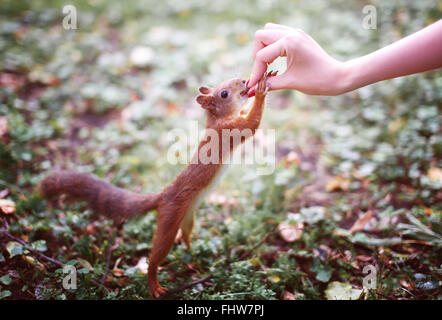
{"left": 38, "top": 71, "right": 275, "bottom": 297}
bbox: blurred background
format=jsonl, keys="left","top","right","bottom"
{"left": 0, "top": 0, "right": 440, "bottom": 300}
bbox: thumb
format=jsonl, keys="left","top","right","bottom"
{"left": 265, "top": 72, "right": 294, "bottom": 91}
{"left": 247, "top": 72, "right": 292, "bottom": 97}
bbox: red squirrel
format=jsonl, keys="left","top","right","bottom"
{"left": 38, "top": 71, "right": 275, "bottom": 297}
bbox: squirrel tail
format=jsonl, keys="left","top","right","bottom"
{"left": 37, "top": 171, "right": 160, "bottom": 225}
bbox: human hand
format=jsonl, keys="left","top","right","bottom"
{"left": 247, "top": 23, "right": 347, "bottom": 96}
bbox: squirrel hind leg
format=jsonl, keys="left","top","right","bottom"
{"left": 148, "top": 205, "right": 186, "bottom": 298}
{"left": 179, "top": 210, "right": 195, "bottom": 250}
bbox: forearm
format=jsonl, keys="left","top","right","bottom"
{"left": 247, "top": 97, "right": 265, "bottom": 126}
{"left": 232, "top": 98, "right": 264, "bottom": 131}
{"left": 339, "top": 19, "right": 442, "bottom": 94}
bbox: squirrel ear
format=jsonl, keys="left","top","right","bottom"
{"left": 196, "top": 94, "right": 210, "bottom": 105}
{"left": 199, "top": 86, "right": 212, "bottom": 94}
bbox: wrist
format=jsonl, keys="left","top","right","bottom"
{"left": 337, "top": 57, "right": 372, "bottom": 95}
{"left": 334, "top": 59, "right": 359, "bottom": 95}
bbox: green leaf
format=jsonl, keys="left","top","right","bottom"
{"left": 0, "top": 275, "right": 12, "bottom": 285}
{"left": 316, "top": 268, "right": 332, "bottom": 283}
{"left": 31, "top": 240, "right": 47, "bottom": 252}
{"left": 6, "top": 241, "right": 25, "bottom": 258}
{"left": 351, "top": 233, "right": 403, "bottom": 246}
{"left": 310, "top": 258, "right": 332, "bottom": 283}
{"left": 0, "top": 290, "right": 12, "bottom": 299}
{"left": 77, "top": 268, "right": 90, "bottom": 274}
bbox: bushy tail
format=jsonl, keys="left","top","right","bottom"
{"left": 37, "top": 171, "right": 160, "bottom": 225}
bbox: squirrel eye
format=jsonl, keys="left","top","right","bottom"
{"left": 220, "top": 90, "right": 228, "bottom": 99}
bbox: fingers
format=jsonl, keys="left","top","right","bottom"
{"left": 265, "top": 72, "right": 292, "bottom": 90}
{"left": 264, "top": 22, "right": 294, "bottom": 31}
{"left": 252, "top": 29, "right": 287, "bottom": 59}
{"left": 248, "top": 71, "right": 291, "bottom": 97}
{"left": 248, "top": 37, "right": 288, "bottom": 89}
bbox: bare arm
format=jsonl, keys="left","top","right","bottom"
{"left": 248, "top": 20, "right": 442, "bottom": 96}
{"left": 341, "top": 19, "right": 442, "bottom": 93}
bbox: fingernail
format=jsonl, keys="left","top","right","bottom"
{"left": 248, "top": 89, "right": 255, "bottom": 97}
{"left": 246, "top": 80, "right": 250, "bottom": 88}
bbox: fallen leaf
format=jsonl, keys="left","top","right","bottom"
{"left": 85, "top": 224, "right": 96, "bottom": 235}
{"left": 285, "top": 151, "right": 301, "bottom": 167}
{"left": 6, "top": 241, "right": 26, "bottom": 258}
{"left": 22, "top": 256, "right": 46, "bottom": 271}
{"left": 400, "top": 280, "right": 411, "bottom": 289}
{"left": 427, "top": 167, "right": 442, "bottom": 183}
{"left": 113, "top": 268, "right": 124, "bottom": 277}
{"left": 349, "top": 210, "right": 373, "bottom": 234}
{"left": 0, "top": 290, "right": 11, "bottom": 299}
{"left": 0, "top": 189, "right": 8, "bottom": 199}
{"left": 325, "top": 281, "right": 363, "bottom": 300}
{"left": 0, "top": 199, "right": 15, "bottom": 215}
{"left": 0, "top": 117, "right": 7, "bottom": 138}
{"left": 77, "top": 258, "right": 93, "bottom": 271}
{"left": 135, "top": 257, "right": 148, "bottom": 274}
{"left": 0, "top": 275, "right": 12, "bottom": 285}
{"left": 278, "top": 221, "right": 303, "bottom": 242}
{"left": 207, "top": 192, "right": 238, "bottom": 208}
{"left": 283, "top": 291, "right": 296, "bottom": 300}
{"left": 326, "top": 176, "right": 350, "bottom": 192}
{"left": 355, "top": 255, "right": 372, "bottom": 262}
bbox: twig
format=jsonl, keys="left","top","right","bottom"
{"left": 0, "top": 218, "right": 110, "bottom": 292}
{"left": 158, "top": 274, "right": 212, "bottom": 299}
{"left": 101, "top": 232, "right": 116, "bottom": 285}
{"left": 0, "top": 219, "right": 63, "bottom": 267}
{"left": 238, "top": 226, "right": 284, "bottom": 261}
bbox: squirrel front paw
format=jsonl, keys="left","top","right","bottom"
{"left": 255, "top": 70, "right": 277, "bottom": 99}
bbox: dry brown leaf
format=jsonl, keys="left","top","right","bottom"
{"left": 355, "top": 255, "right": 372, "bottom": 262}
{"left": 113, "top": 268, "right": 124, "bottom": 277}
{"left": 0, "top": 199, "right": 15, "bottom": 215}
{"left": 278, "top": 221, "right": 303, "bottom": 242}
{"left": 349, "top": 210, "right": 373, "bottom": 234}
{"left": 326, "top": 176, "right": 350, "bottom": 192}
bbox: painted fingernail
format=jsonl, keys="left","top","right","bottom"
{"left": 248, "top": 89, "right": 255, "bottom": 97}
{"left": 246, "top": 80, "right": 250, "bottom": 88}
